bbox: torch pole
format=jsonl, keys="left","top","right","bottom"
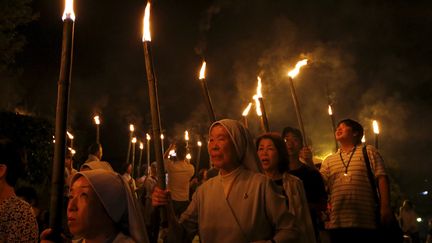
{"left": 137, "top": 146, "right": 143, "bottom": 178}
{"left": 126, "top": 132, "right": 132, "bottom": 164}
{"left": 258, "top": 97, "right": 270, "bottom": 132}
{"left": 96, "top": 124, "right": 100, "bottom": 143}
{"left": 143, "top": 41, "right": 166, "bottom": 190}
{"left": 330, "top": 113, "right": 338, "bottom": 151}
{"left": 199, "top": 78, "right": 216, "bottom": 124}
{"left": 49, "top": 17, "right": 74, "bottom": 238}
{"left": 242, "top": 116, "right": 248, "bottom": 129}
{"left": 147, "top": 137, "right": 151, "bottom": 174}
{"left": 288, "top": 77, "right": 307, "bottom": 146}
{"left": 131, "top": 141, "right": 136, "bottom": 176}
{"left": 375, "top": 134, "right": 379, "bottom": 149}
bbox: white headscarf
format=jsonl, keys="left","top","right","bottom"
{"left": 209, "top": 119, "right": 263, "bottom": 173}
{"left": 71, "top": 169, "right": 149, "bottom": 243}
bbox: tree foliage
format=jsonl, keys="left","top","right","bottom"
{"left": 0, "top": 0, "right": 37, "bottom": 72}
{"left": 0, "top": 111, "right": 53, "bottom": 184}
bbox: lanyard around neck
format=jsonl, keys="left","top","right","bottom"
{"left": 339, "top": 145, "right": 356, "bottom": 174}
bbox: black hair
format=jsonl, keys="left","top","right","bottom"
{"left": 0, "top": 137, "right": 25, "bottom": 187}
{"left": 174, "top": 140, "right": 187, "bottom": 160}
{"left": 281, "top": 126, "right": 303, "bottom": 147}
{"left": 88, "top": 143, "right": 102, "bottom": 155}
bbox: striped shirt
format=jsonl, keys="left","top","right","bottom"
{"left": 320, "top": 145, "right": 386, "bottom": 229}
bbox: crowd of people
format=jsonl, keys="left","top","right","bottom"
{"left": 0, "top": 118, "right": 430, "bottom": 242}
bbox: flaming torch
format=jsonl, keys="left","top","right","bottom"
{"left": 66, "top": 131, "right": 74, "bottom": 150}
{"left": 142, "top": 1, "right": 166, "bottom": 189}
{"left": 254, "top": 77, "right": 270, "bottom": 132}
{"left": 373, "top": 120, "right": 380, "bottom": 149}
{"left": 93, "top": 115, "right": 100, "bottom": 143}
{"left": 241, "top": 102, "right": 252, "bottom": 128}
{"left": 49, "top": 0, "right": 76, "bottom": 237}
{"left": 131, "top": 137, "right": 137, "bottom": 175}
{"left": 328, "top": 105, "right": 338, "bottom": 151}
{"left": 137, "top": 142, "right": 144, "bottom": 177}
{"left": 196, "top": 141, "right": 202, "bottom": 174}
{"left": 126, "top": 124, "right": 134, "bottom": 164}
{"left": 287, "top": 59, "right": 308, "bottom": 146}
{"left": 198, "top": 61, "right": 216, "bottom": 123}
{"left": 146, "top": 133, "right": 151, "bottom": 171}
{"left": 161, "top": 133, "right": 165, "bottom": 155}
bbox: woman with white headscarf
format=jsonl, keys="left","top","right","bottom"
{"left": 41, "top": 169, "right": 149, "bottom": 243}
{"left": 153, "top": 119, "right": 299, "bottom": 243}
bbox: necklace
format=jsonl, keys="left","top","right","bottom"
{"left": 339, "top": 145, "right": 356, "bottom": 175}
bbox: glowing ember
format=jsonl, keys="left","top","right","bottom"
{"left": 242, "top": 103, "right": 252, "bottom": 117}
{"left": 288, "top": 59, "right": 308, "bottom": 78}
{"left": 328, "top": 105, "right": 333, "bottom": 115}
{"left": 373, "top": 120, "right": 380, "bottom": 134}
{"left": 146, "top": 133, "right": 151, "bottom": 140}
{"left": 142, "top": 2, "right": 151, "bottom": 42}
{"left": 94, "top": 115, "right": 100, "bottom": 125}
{"left": 62, "top": 0, "right": 76, "bottom": 21}
{"left": 199, "top": 61, "right": 206, "bottom": 80}
{"left": 129, "top": 124, "right": 135, "bottom": 132}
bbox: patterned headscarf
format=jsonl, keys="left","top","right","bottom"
{"left": 209, "top": 119, "right": 263, "bottom": 173}
{"left": 71, "top": 169, "right": 148, "bottom": 243}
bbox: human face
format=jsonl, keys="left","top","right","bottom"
{"left": 208, "top": 125, "right": 239, "bottom": 174}
{"left": 335, "top": 122, "right": 356, "bottom": 144}
{"left": 67, "top": 176, "right": 112, "bottom": 238}
{"left": 284, "top": 132, "right": 302, "bottom": 156}
{"left": 257, "top": 138, "right": 280, "bottom": 173}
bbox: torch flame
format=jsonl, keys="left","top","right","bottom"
{"left": 184, "top": 130, "right": 189, "bottom": 141}
{"left": 288, "top": 59, "right": 308, "bottom": 78}
{"left": 132, "top": 137, "right": 137, "bottom": 143}
{"left": 62, "top": 0, "right": 76, "bottom": 21}
{"left": 94, "top": 115, "right": 100, "bottom": 125}
{"left": 186, "top": 153, "right": 192, "bottom": 160}
{"left": 256, "top": 76, "right": 263, "bottom": 98}
{"left": 197, "top": 141, "right": 202, "bottom": 147}
{"left": 253, "top": 95, "right": 262, "bottom": 116}
{"left": 146, "top": 133, "right": 151, "bottom": 140}
{"left": 129, "top": 124, "right": 135, "bottom": 132}
{"left": 139, "top": 142, "right": 144, "bottom": 150}
{"left": 373, "top": 120, "right": 380, "bottom": 134}
{"left": 361, "top": 135, "right": 366, "bottom": 143}
{"left": 199, "top": 61, "right": 206, "bottom": 80}
{"left": 142, "top": 2, "right": 151, "bottom": 42}
{"left": 242, "top": 103, "right": 252, "bottom": 117}
{"left": 160, "top": 134, "right": 164, "bottom": 140}
{"left": 66, "top": 131, "right": 74, "bottom": 139}
{"left": 328, "top": 105, "right": 333, "bottom": 115}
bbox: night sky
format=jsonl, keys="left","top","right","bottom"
{"left": 2, "top": 0, "right": 432, "bottom": 209}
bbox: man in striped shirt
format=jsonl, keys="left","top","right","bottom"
{"left": 320, "top": 119, "right": 393, "bottom": 243}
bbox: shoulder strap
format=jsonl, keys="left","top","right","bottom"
{"left": 363, "top": 145, "right": 381, "bottom": 223}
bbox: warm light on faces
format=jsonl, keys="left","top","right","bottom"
{"left": 208, "top": 125, "right": 239, "bottom": 174}
{"left": 335, "top": 123, "right": 356, "bottom": 142}
{"left": 67, "top": 177, "right": 113, "bottom": 238}
{"left": 257, "top": 139, "right": 280, "bottom": 172}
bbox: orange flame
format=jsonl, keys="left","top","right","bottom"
{"left": 146, "top": 133, "right": 151, "bottom": 140}
{"left": 372, "top": 120, "right": 380, "bottom": 134}
{"left": 132, "top": 137, "right": 137, "bottom": 143}
{"left": 66, "top": 131, "right": 74, "bottom": 139}
{"left": 256, "top": 76, "right": 263, "bottom": 98}
{"left": 139, "top": 142, "right": 144, "bottom": 149}
{"left": 129, "top": 124, "right": 135, "bottom": 132}
{"left": 197, "top": 141, "right": 202, "bottom": 147}
{"left": 142, "top": 2, "right": 151, "bottom": 42}
{"left": 199, "top": 61, "right": 206, "bottom": 80}
{"left": 62, "top": 0, "right": 75, "bottom": 21}
{"left": 328, "top": 105, "right": 333, "bottom": 115}
{"left": 253, "top": 95, "right": 262, "bottom": 116}
{"left": 242, "top": 103, "right": 252, "bottom": 117}
{"left": 288, "top": 59, "right": 308, "bottom": 78}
